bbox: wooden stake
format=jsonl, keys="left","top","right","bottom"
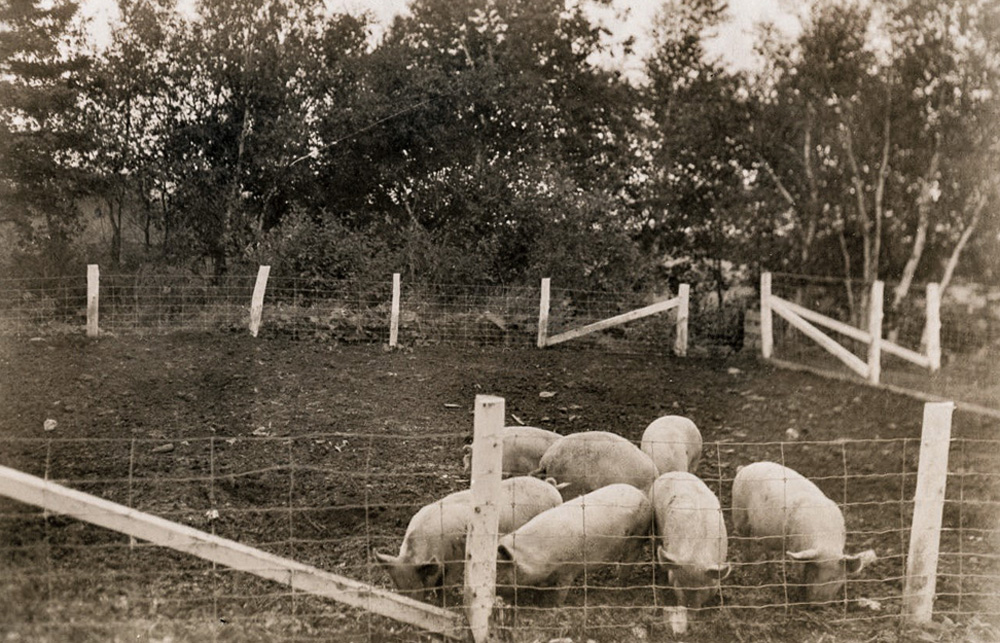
{"left": 248, "top": 265, "right": 271, "bottom": 337}
{"left": 464, "top": 395, "right": 504, "bottom": 643}
{"left": 925, "top": 283, "right": 941, "bottom": 372}
{"left": 761, "top": 273, "right": 773, "bottom": 359}
{"left": 537, "top": 278, "right": 550, "bottom": 348}
{"left": 903, "top": 402, "right": 955, "bottom": 624}
{"left": 867, "top": 280, "right": 884, "bottom": 384}
{"left": 389, "top": 273, "right": 401, "bottom": 347}
{"left": 86, "top": 264, "right": 99, "bottom": 338}
{"left": 674, "top": 283, "right": 689, "bottom": 357}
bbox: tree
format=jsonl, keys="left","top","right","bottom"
{"left": 0, "top": 0, "right": 89, "bottom": 274}
{"left": 642, "top": 0, "right": 759, "bottom": 304}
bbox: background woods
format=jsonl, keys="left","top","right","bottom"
{"left": 1, "top": 0, "right": 998, "bottom": 304}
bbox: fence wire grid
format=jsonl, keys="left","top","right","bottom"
{"left": 1, "top": 425, "right": 997, "bottom": 642}
{"left": 769, "top": 273, "right": 1000, "bottom": 412}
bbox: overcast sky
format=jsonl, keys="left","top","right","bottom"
{"left": 79, "top": 0, "right": 803, "bottom": 80}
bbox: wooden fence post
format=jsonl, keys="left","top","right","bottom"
{"left": 537, "top": 278, "right": 550, "bottom": 348}
{"left": 867, "top": 280, "right": 884, "bottom": 384}
{"left": 674, "top": 283, "right": 689, "bottom": 357}
{"left": 389, "top": 273, "right": 401, "bottom": 347}
{"left": 248, "top": 265, "right": 271, "bottom": 337}
{"left": 903, "top": 401, "right": 955, "bottom": 624}
{"left": 925, "top": 283, "right": 941, "bottom": 372}
{"left": 86, "top": 264, "right": 99, "bottom": 338}
{"left": 465, "top": 395, "right": 505, "bottom": 643}
{"left": 761, "top": 272, "right": 773, "bottom": 359}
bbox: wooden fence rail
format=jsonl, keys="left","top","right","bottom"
{"left": 0, "top": 464, "right": 465, "bottom": 640}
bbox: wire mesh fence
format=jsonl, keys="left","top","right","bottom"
{"left": 2, "top": 424, "right": 997, "bottom": 641}
{"left": 0, "top": 268, "right": 750, "bottom": 355}
{"left": 768, "top": 273, "right": 1000, "bottom": 411}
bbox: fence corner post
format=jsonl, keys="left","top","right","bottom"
{"left": 248, "top": 265, "right": 271, "bottom": 338}
{"left": 389, "top": 273, "right": 401, "bottom": 347}
{"left": 868, "top": 280, "right": 884, "bottom": 384}
{"left": 903, "top": 401, "right": 955, "bottom": 625}
{"left": 760, "top": 272, "right": 773, "bottom": 359}
{"left": 674, "top": 283, "right": 689, "bottom": 357}
{"left": 86, "top": 264, "right": 100, "bottom": 338}
{"left": 925, "top": 283, "right": 941, "bottom": 372}
{"left": 465, "top": 395, "right": 504, "bottom": 643}
{"left": 537, "top": 278, "right": 550, "bottom": 348}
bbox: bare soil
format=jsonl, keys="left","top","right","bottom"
{"left": 0, "top": 334, "right": 997, "bottom": 642}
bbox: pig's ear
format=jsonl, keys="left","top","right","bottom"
{"left": 705, "top": 563, "right": 731, "bottom": 580}
{"left": 417, "top": 557, "right": 443, "bottom": 585}
{"left": 497, "top": 544, "right": 514, "bottom": 562}
{"left": 656, "top": 545, "right": 679, "bottom": 569}
{"left": 544, "top": 477, "right": 570, "bottom": 490}
{"left": 786, "top": 549, "right": 820, "bottom": 561}
{"left": 373, "top": 550, "right": 398, "bottom": 567}
{"left": 844, "top": 549, "right": 876, "bottom": 574}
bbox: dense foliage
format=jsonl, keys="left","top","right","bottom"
{"left": 1, "top": 0, "right": 997, "bottom": 301}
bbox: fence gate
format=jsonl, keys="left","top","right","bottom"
{"left": 537, "top": 278, "right": 691, "bottom": 356}
{"left": 760, "top": 272, "right": 941, "bottom": 384}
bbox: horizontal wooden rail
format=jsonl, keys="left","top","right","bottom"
{"left": 545, "top": 296, "right": 680, "bottom": 347}
{"left": 771, "top": 296, "right": 871, "bottom": 344}
{"left": 0, "top": 465, "right": 465, "bottom": 640}
{"left": 881, "top": 338, "right": 933, "bottom": 369}
{"left": 770, "top": 296, "right": 869, "bottom": 379}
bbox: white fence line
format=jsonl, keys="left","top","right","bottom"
{"left": 539, "top": 282, "right": 689, "bottom": 353}
{"left": 761, "top": 273, "right": 942, "bottom": 384}
{"left": 0, "top": 464, "right": 465, "bottom": 639}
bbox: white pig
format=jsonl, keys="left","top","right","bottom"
{"left": 496, "top": 483, "right": 653, "bottom": 605}
{"left": 462, "top": 425, "right": 562, "bottom": 477}
{"left": 731, "top": 461, "right": 875, "bottom": 604}
{"left": 374, "top": 476, "right": 563, "bottom": 600}
{"left": 650, "top": 472, "right": 730, "bottom": 612}
{"left": 534, "top": 431, "right": 658, "bottom": 501}
{"left": 641, "top": 415, "right": 702, "bottom": 475}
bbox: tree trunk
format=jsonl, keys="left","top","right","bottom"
{"left": 892, "top": 140, "right": 941, "bottom": 310}
{"left": 939, "top": 192, "right": 987, "bottom": 296}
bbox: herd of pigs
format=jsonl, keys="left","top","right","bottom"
{"left": 373, "top": 416, "right": 876, "bottom": 631}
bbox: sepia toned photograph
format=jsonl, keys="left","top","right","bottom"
{"left": 1, "top": 0, "right": 997, "bottom": 641}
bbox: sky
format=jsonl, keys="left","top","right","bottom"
{"left": 79, "top": 0, "right": 804, "bottom": 81}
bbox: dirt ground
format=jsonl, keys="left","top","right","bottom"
{"left": 0, "top": 333, "right": 997, "bottom": 642}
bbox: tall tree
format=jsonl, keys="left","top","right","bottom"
{"left": 0, "top": 0, "right": 89, "bottom": 274}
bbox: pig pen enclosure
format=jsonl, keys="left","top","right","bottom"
{"left": 1, "top": 335, "right": 998, "bottom": 643}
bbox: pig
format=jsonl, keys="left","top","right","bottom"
{"left": 731, "top": 461, "right": 876, "bottom": 604}
{"left": 533, "top": 431, "right": 658, "bottom": 501}
{"left": 650, "top": 472, "right": 730, "bottom": 614}
{"left": 640, "top": 415, "right": 702, "bottom": 475}
{"left": 462, "top": 425, "right": 562, "bottom": 477}
{"left": 373, "top": 476, "right": 563, "bottom": 601}
{"left": 496, "top": 483, "right": 653, "bottom": 606}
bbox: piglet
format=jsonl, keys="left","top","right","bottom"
{"left": 732, "top": 461, "right": 875, "bottom": 604}
{"left": 496, "top": 483, "right": 653, "bottom": 606}
{"left": 534, "top": 431, "right": 658, "bottom": 501}
{"left": 374, "top": 476, "right": 563, "bottom": 601}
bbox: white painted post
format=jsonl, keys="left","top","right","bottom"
{"left": 248, "top": 265, "right": 271, "bottom": 337}
{"left": 86, "top": 264, "right": 99, "bottom": 338}
{"left": 465, "top": 395, "right": 505, "bottom": 643}
{"left": 867, "top": 281, "right": 884, "bottom": 384}
{"left": 926, "top": 283, "right": 942, "bottom": 372}
{"left": 389, "top": 273, "right": 401, "bottom": 347}
{"left": 903, "top": 401, "right": 955, "bottom": 624}
{"left": 537, "top": 278, "right": 551, "bottom": 348}
{"left": 674, "top": 283, "right": 690, "bottom": 357}
{"left": 761, "top": 272, "right": 773, "bottom": 359}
